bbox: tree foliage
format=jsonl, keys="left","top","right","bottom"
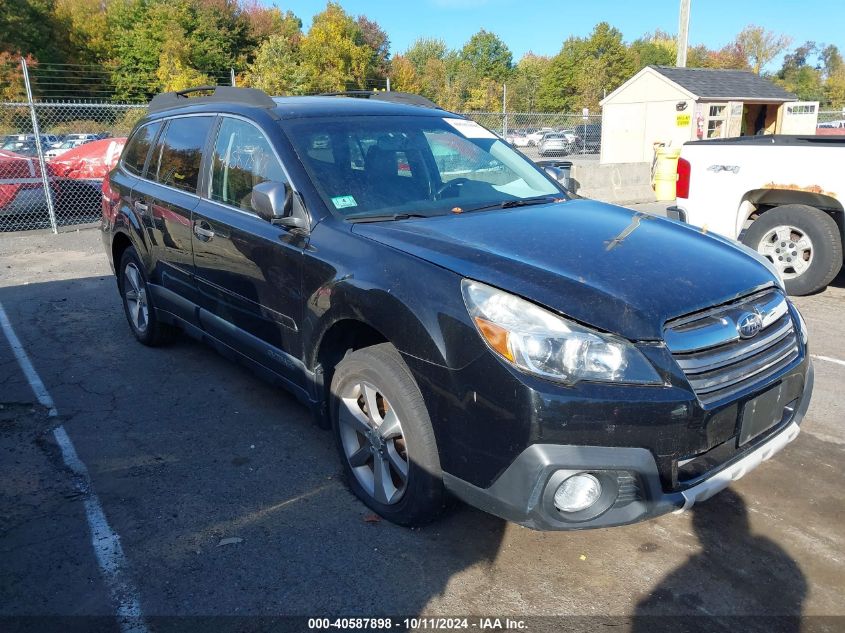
{"left": 735, "top": 25, "right": 792, "bottom": 74}
{"left": 1, "top": 3, "right": 842, "bottom": 111}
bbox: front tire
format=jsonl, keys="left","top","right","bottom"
{"left": 741, "top": 204, "right": 842, "bottom": 296}
{"left": 118, "top": 246, "right": 173, "bottom": 346}
{"left": 330, "top": 343, "right": 444, "bottom": 526}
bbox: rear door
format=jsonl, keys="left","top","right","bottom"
{"left": 133, "top": 115, "right": 215, "bottom": 317}
{"left": 191, "top": 115, "right": 307, "bottom": 386}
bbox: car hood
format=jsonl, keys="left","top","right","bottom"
{"left": 351, "top": 199, "right": 778, "bottom": 340}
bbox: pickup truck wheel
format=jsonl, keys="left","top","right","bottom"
{"left": 742, "top": 204, "right": 842, "bottom": 296}
{"left": 118, "top": 247, "right": 173, "bottom": 346}
{"left": 331, "top": 343, "right": 444, "bottom": 526}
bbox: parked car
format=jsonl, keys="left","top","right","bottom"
{"left": 0, "top": 149, "right": 57, "bottom": 216}
{"left": 45, "top": 138, "right": 85, "bottom": 159}
{"left": 506, "top": 131, "right": 531, "bottom": 147}
{"left": 538, "top": 133, "right": 573, "bottom": 156}
{"left": 671, "top": 134, "right": 844, "bottom": 295}
{"left": 50, "top": 137, "right": 126, "bottom": 216}
{"left": 574, "top": 123, "right": 602, "bottom": 153}
{"left": 526, "top": 127, "right": 554, "bottom": 146}
{"left": 103, "top": 86, "right": 812, "bottom": 530}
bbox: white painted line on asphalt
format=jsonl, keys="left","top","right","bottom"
{"left": 812, "top": 354, "right": 845, "bottom": 368}
{"left": 0, "top": 302, "right": 58, "bottom": 417}
{"left": 0, "top": 301, "right": 149, "bottom": 633}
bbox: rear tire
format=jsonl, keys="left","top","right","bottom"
{"left": 330, "top": 343, "right": 444, "bottom": 526}
{"left": 118, "top": 246, "right": 173, "bottom": 346}
{"left": 741, "top": 204, "right": 842, "bottom": 296}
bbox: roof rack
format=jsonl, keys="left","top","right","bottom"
{"left": 148, "top": 86, "right": 277, "bottom": 113}
{"left": 318, "top": 90, "right": 441, "bottom": 109}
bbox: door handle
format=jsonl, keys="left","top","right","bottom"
{"left": 134, "top": 200, "right": 148, "bottom": 213}
{"left": 194, "top": 223, "right": 215, "bottom": 241}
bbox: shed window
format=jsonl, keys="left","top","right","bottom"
{"left": 706, "top": 104, "right": 727, "bottom": 139}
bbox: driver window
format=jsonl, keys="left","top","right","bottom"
{"left": 209, "top": 117, "right": 286, "bottom": 214}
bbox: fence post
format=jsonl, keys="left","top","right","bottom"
{"left": 230, "top": 68, "right": 236, "bottom": 87}
{"left": 21, "top": 57, "right": 58, "bottom": 234}
{"left": 502, "top": 84, "right": 508, "bottom": 139}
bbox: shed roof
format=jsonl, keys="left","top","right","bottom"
{"left": 649, "top": 66, "right": 796, "bottom": 101}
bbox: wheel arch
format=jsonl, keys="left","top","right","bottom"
{"left": 739, "top": 188, "right": 844, "bottom": 239}
{"left": 308, "top": 317, "right": 390, "bottom": 428}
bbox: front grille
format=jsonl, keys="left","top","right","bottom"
{"left": 664, "top": 288, "right": 800, "bottom": 406}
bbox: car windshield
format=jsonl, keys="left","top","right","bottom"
{"left": 284, "top": 115, "right": 562, "bottom": 220}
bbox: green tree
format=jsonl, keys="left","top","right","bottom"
{"left": 735, "top": 24, "right": 791, "bottom": 74}
{"left": 629, "top": 30, "right": 676, "bottom": 70}
{"left": 405, "top": 38, "right": 447, "bottom": 73}
{"left": 156, "top": 22, "right": 212, "bottom": 91}
{"left": 821, "top": 44, "right": 845, "bottom": 107}
{"left": 460, "top": 29, "right": 512, "bottom": 83}
{"left": 508, "top": 53, "right": 551, "bottom": 112}
{"left": 0, "top": 0, "right": 71, "bottom": 64}
{"left": 538, "top": 22, "right": 632, "bottom": 111}
{"left": 774, "top": 41, "right": 824, "bottom": 101}
{"left": 243, "top": 31, "right": 307, "bottom": 95}
{"left": 299, "top": 2, "right": 373, "bottom": 92}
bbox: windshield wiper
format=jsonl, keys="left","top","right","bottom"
{"left": 460, "top": 195, "right": 564, "bottom": 214}
{"left": 346, "top": 212, "right": 430, "bottom": 223}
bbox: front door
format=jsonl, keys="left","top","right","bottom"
{"left": 191, "top": 116, "right": 307, "bottom": 387}
{"left": 138, "top": 115, "right": 215, "bottom": 319}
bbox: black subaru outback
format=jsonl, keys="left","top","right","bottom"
{"left": 101, "top": 86, "right": 813, "bottom": 530}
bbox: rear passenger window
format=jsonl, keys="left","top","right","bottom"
{"left": 208, "top": 117, "right": 285, "bottom": 213}
{"left": 122, "top": 121, "right": 161, "bottom": 176}
{"left": 152, "top": 116, "right": 213, "bottom": 192}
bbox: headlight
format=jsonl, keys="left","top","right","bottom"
{"left": 461, "top": 280, "right": 662, "bottom": 385}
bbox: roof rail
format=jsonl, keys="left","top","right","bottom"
{"left": 318, "top": 90, "right": 441, "bottom": 109}
{"left": 148, "top": 86, "right": 276, "bottom": 113}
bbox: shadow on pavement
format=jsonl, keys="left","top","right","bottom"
{"left": 633, "top": 488, "right": 807, "bottom": 633}
{"left": 0, "top": 276, "right": 507, "bottom": 628}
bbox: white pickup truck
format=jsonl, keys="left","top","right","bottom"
{"left": 671, "top": 135, "right": 844, "bottom": 295}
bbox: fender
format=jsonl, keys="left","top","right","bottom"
{"left": 300, "top": 223, "right": 488, "bottom": 373}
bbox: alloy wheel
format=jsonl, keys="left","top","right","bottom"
{"left": 123, "top": 262, "right": 149, "bottom": 333}
{"left": 757, "top": 225, "right": 814, "bottom": 279}
{"left": 338, "top": 381, "right": 409, "bottom": 505}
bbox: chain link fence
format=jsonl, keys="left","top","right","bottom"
{"left": 3, "top": 53, "right": 843, "bottom": 234}
{"left": 459, "top": 112, "right": 603, "bottom": 162}
{"left": 1, "top": 102, "right": 147, "bottom": 232}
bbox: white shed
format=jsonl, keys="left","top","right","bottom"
{"left": 599, "top": 66, "right": 816, "bottom": 164}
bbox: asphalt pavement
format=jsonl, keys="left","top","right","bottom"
{"left": 0, "top": 225, "right": 843, "bottom": 632}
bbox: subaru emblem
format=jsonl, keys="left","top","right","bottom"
{"left": 737, "top": 312, "right": 763, "bottom": 339}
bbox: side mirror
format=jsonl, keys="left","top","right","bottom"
{"left": 251, "top": 181, "right": 306, "bottom": 229}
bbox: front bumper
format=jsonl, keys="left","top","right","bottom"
{"left": 443, "top": 361, "right": 813, "bottom": 530}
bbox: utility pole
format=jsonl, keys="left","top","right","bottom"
{"left": 676, "top": 0, "right": 691, "bottom": 67}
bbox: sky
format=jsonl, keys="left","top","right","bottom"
{"left": 273, "top": 0, "right": 843, "bottom": 71}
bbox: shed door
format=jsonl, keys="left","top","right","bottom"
{"left": 781, "top": 102, "right": 820, "bottom": 134}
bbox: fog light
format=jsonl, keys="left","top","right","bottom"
{"left": 553, "top": 473, "right": 602, "bottom": 513}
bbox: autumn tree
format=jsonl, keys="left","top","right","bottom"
{"left": 356, "top": 15, "right": 390, "bottom": 82}
{"left": 735, "top": 25, "right": 791, "bottom": 74}
{"left": 299, "top": 3, "right": 373, "bottom": 92}
{"left": 244, "top": 30, "right": 307, "bottom": 95}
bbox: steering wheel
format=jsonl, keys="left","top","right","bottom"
{"left": 435, "top": 177, "right": 471, "bottom": 200}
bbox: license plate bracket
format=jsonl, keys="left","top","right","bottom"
{"left": 739, "top": 375, "right": 802, "bottom": 446}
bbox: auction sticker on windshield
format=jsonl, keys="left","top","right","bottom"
{"left": 443, "top": 118, "right": 496, "bottom": 139}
